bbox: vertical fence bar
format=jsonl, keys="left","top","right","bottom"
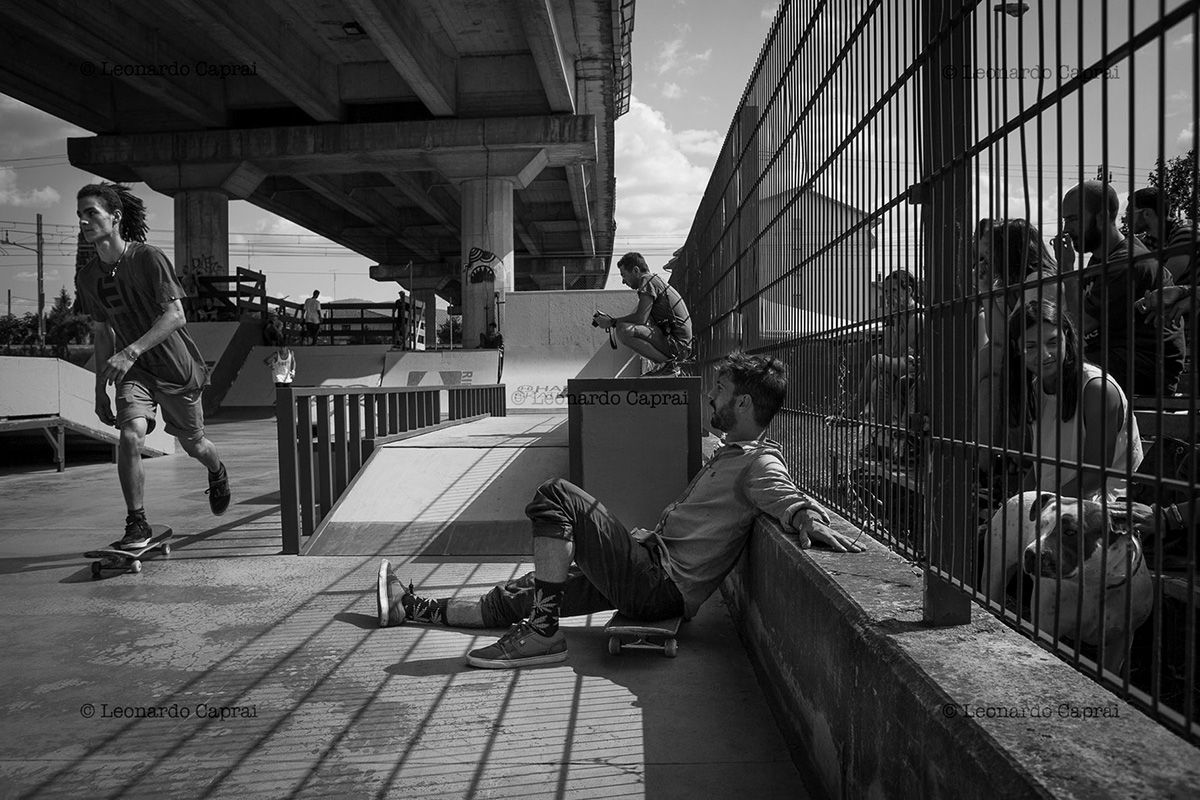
{"left": 297, "top": 394, "right": 315, "bottom": 537}
{"left": 333, "top": 394, "right": 348, "bottom": 496}
{"left": 276, "top": 387, "right": 300, "bottom": 554}
{"left": 315, "top": 395, "right": 332, "bottom": 522}
{"left": 348, "top": 392, "right": 363, "bottom": 477}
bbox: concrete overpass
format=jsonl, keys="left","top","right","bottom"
{"left": 0, "top": 0, "right": 634, "bottom": 343}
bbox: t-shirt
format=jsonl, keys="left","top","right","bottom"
{"left": 638, "top": 274, "right": 692, "bottom": 346}
{"left": 303, "top": 297, "right": 322, "bottom": 324}
{"left": 1081, "top": 237, "right": 1185, "bottom": 380}
{"left": 75, "top": 242, "right": 206, "bottom": 394}
{"left": 1145, "top": 218, "right": 1198, "bottom": 286}
{"left": 266, "top": 350, "right": 295, "bottom": 384}
{"left": 1033, "top": 362, "right": 1142, "bottom": 502}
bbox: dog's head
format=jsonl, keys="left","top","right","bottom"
{"left": 1021, "top": 492, "right": 1154, "bottom": 583}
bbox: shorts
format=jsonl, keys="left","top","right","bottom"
{"left": 116, "top": 379, "right": 206, "bottom": 441}
{"left": 621, "top": 322, "right": 691, "bottom": 361}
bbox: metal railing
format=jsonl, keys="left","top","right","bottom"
{"left": 668, "top": 0, "right": 1200, "bottom": 744}
{"left": 276, "top": 384, "right": 505, "bottom": 553}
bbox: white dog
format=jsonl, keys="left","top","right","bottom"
{"left": 984, "top": 491, "right": 1154, "bottom": 672}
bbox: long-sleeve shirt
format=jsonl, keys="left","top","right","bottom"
{"left": 638, "top": 437, "right": 824, "bottom": 618}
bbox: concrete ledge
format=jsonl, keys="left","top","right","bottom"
{"left": 722, "top": 515, "right": 1200, "bottom": 799}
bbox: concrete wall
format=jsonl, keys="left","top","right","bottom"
{"left": 503, "top": 289, "right": 640, "bottom": 411}
{"left": 723, "top": 516, "right": 1200, "bottom": 799}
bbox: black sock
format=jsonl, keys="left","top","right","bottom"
{"left": 126, "top": 508, "right": 146, "bottom": 523}
{"left": 402, "top": 583, "right": 447, "bottom": 624}
{"left": 209, "top": 462, "right": 226, "bottom": 478}
{"left": 528, "top": 579, "right": 566, "bottom": 636}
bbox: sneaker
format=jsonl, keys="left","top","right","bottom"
{"left": 206, "top": 463, "right": 231, "bottom": 516}
{"left": 466, "top": 620, "right": 567, "bottom": 669}
{"left": 643, "top": 360, "right": 680, "bottom": 377}
{"left": 376, "top": 560, "right": 406, "bottom": 627}
{"left": 120, "top": 516, "right": 153, "bottom": 550}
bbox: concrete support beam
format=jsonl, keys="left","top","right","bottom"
{"left": 460, "top": 178, "right": 514, "bottom": 347}
{"left": 158, "top": 0, "right": 341, "bottom": 122}
{"left": 515, "top": 0, "right": 575, "bottom": 113}
{"left": 564, "top": 164, "right": 596, "bottom": 258}
{"left": 0, "top": 2, "right": 224, "bottom": 127}
{"left": 343, "top": 0, "right": 457, "bottom": 117}
{"left": 384, "top": 172, "right": 461, "bottom": 232}
{"left": 69, "top": 116, "right": 597, "bottom": 176}
{"left": 175, "top": 191, "right": 229, "bottom": 293}
{"left": 297, "top": 175, "right": 440, "bottom": 261}
{"left": 0, "top": 28, "right": 114, "bottom": 132}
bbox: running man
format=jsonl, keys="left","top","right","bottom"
{"left": 75, "top": 182, "right": 232, "bottom": 549}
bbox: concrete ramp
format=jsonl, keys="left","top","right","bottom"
{"left": 0, "top": 356, "right": 175, "bottom": 457}
{"left": 222, "top": 344, "right": 390, "bottom": 406}
{"left": 502, "top": 289, "right": 641, "bottom": 411}
{"left": 306, "top": 414, "right": 567, "bottom": 556}
{"left": 380, "top": 349, "right": 501, "bottom": 388}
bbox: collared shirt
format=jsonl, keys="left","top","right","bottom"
{"left": 638, "top": 437, "right": 823, "bottom": 618}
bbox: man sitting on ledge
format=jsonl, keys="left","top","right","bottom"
{"left": 376, "top": 351, "right": 866, "bottom": 669}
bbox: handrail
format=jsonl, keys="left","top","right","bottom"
{"left": 276, "top": 383, "right": 506, "bottom": 553}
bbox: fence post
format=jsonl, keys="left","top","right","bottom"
{"left": 920, "top": 0, "right": 973, "bottom": 625}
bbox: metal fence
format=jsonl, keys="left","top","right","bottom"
{"left": 668, "top": 0, "right": 1199, "bottom": 744}
{"left": 276, "top": 384, "right": 506, "bottom": 553}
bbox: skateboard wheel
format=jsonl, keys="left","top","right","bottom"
{"left": 607, "top": 636, "right": 622, "bottom": 656}
{"left": 162, "top": 543, "right": 171, "bottom": 556}
{"left": 664, "top": 638, "right": 678, "bottom": 658}
{"left": 131, "top": 560, "right": 142, "bottom": 574}
{"left": 91, "top": 562, "right": 101, "bottom": 578}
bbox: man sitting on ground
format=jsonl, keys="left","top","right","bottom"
{"left": 376, "top": 351, "right": 865, "bottom": 669}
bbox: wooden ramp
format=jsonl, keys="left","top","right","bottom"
{"left": 304, "top": 413, "right": 568, "bottom": 557}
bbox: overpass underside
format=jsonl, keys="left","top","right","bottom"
{"left": 0, "top": 0, "right": 634, "bottom": 343}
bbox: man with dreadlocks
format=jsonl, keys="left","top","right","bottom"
{"left": 75, "top": 182, "right": 231, "bottom": 549}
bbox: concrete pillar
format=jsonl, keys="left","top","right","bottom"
{"left": 173, "top": 190, "right": 230, "bottom": 307}
{"left": 417, "top": 288, "right": 437, "bottom": 350}
{"left": 460, "top": 178, "right": 513, "bottom": 348}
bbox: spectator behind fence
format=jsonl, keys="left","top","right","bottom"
{"left": 302, "top": 290, "right": 323, "bottom": 346}
{"left": 1057, "top": 181, "right": 1185, "bottom": 396}
{"left": 263, "top": 313, "right": 284, "bottom": 347}
{"left": 974, "top": 219, "right": 1062, "bottom": 484}
{"left": 1129, "top": 186, "right": 1200, "bottom": 332}
{"left": 840, "top": 270, "right": 923, "bottom": 430}
{"left": 1004, "top": 299, "right": 1142, "bottom": 503}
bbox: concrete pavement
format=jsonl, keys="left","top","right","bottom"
{"left": 0, "top": 412, "right": 812, "bottom": 799}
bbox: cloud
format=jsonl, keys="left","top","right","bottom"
{"left": 613, "top": 97, "right": 722, "bottom": 265}
{"left": 1173, "top": 32, "right": 1194, "bottom": 47}
{"left": 661, "top": 82, "right": 683, "bottom": 99}
{"left": 1179, "top": 123, "right": 1194, "bottom": 148}
{"left": 653, "top": 24, "right": 712, "bottom": 78}
{"left": 0, "top": 167, "right": 61, "bottom": 208}
{"left": 761, "top": 5, "right": 777, "bottom": 22}
{"left": 0, "top": 96, "right": 90, "bottom": 157}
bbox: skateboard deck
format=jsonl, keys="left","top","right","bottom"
{"left": 84, "top": 526, "right": 173, "bottom": 577}
{"left": 604, "top": 612, "right": 683, "bottom": 658}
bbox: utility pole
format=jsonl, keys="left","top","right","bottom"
{"left": 1, "top": 214, "right": 45, "bottom": 345}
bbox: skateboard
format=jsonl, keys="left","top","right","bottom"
{"left": 604, "top": 612, "right": 682, "bottom": 658}
{"left": 84, "top": 526, "right": 173, "bottom": 578}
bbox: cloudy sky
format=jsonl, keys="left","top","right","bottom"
{"left": 0, "top": 1, "right": 777, "bottom": 316}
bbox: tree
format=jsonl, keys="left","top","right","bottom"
{"left": 1147, "top": 148, "right": 1198, "bottom": 221}
{"left": 45, "top": 287, "right": 92, "bottom": 358}
{"left": 437, "top": 316, "right": 462, "bottom": 346}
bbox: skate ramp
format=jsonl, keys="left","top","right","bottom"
{"left": 305, "top": 414, "right": 567, "bottom": 556}
{"left": 380, "top": 349, "right": 502, "bottom": 388}
{"left": 222, "top": 344, "right": 390, "bottom": 406}
{"left": 0, "top": 356, "right": 175, "bottom": 457}
{"left": 502, "top": 289, "right": 641, "bottom": 411}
